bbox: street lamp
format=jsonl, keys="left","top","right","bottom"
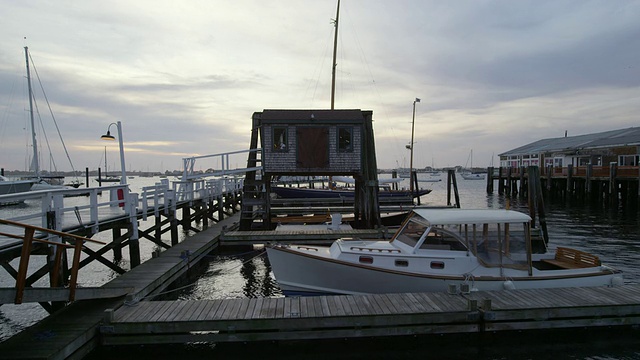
{"left": 100, "top": 121, "right": 127, "bottom": 185}
{"left": 409, "top": 98, "right": 420, "bottom": 193}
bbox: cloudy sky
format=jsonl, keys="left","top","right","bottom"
{"left": 1, "top": 0, "right": 639, "bottom": 174}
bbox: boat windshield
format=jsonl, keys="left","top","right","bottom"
{"left": 393, "top": 216, "right": 429, "bottom": 248}
{"left": 419, "top": 226, "right": 468, "bottom": 251}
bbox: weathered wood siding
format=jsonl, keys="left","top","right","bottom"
{"left": 263, "top": 124, "right": 362, "bottom": 174}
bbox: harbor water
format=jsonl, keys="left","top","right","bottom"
{"left": 1, "top": 174, "right": 640, "bottom": 359}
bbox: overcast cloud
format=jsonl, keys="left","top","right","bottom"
{"left": 1, "top": 0, "right": 639, "bottom": 174}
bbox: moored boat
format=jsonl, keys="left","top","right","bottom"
{"left": 0, "top": 176, "right": 35, "bottom": 205}
{"left": 271, "top": 185, "right": 431, "bottom": 199}
{"left": 266, "top": 208, "right": 622, "bottom": 296}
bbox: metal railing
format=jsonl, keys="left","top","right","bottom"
{"left": 181, "top": 149, "right": 262, "bottom": 181}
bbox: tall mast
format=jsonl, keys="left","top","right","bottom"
{"left": 24, "top": 46, "right": 39, "bottom": 177}
{"left": 409, "top": 98, "right": 420, "bottom": 192}
{"left": 330, "top": 0, "right": 340, "bottom": 110}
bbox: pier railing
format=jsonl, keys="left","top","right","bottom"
{"left": 0, "top": 175, "right": 245, "bottom": 248}
{"left": 0, "top": 218, "right": 105, "bottom": 304}
{"left": 181, "top": 149, "right": 262, "bottom": 181}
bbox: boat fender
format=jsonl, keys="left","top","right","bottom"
{"left": 503, "top": 280, "right": 516, "bottom": 290}
{"left": 610, "top": 276, "right": 624, "bottom": 287}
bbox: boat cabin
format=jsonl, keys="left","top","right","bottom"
{"left": 392, "top": 209, "right": 536, "bottom": 270}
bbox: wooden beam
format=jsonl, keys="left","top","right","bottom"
{"left": 0, "top": 287, "right": 134, "bottom": 304}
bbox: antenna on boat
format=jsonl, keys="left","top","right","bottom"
{"left": 330, "top": 0, "right": 340, "bottom": 110}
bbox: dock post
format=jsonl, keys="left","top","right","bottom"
{"left": 128, "top": 193, "right": 141, "bottom": 268}
{"left": 202, "top": 201, "right": 209, "bottom": 230}
{"left": 113, "top": 227, "right": 122, "bottom": 262}
{"left": 497, "top": 167, "right": 504, "bottom": 195}
{"left": 519, "top": 166, "right": 526, "bottom": 198}
{"left": 182, "top": 206, "right": 191, "bottom": 230}
{"left": 155, "top": 215, "right": 162, "bottom": 244}
{"left": 505, "top": 167, "right": 512, "bottom": 198}
{"left": 566, "top": 164, "right": 573, "bottom": 199}
{"left": 609, "top": 162, "right": 618, "bottom": 207}
{"left": 586, "top": 164, "right": 593, "bottom": 199}
{"left": 486, "top": 166, "right": 493, "bottom": 193}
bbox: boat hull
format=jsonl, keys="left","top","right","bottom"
{"left": 266, "top": 245, "right": 621, "bottom": 296}
{"left": 272, "top": 186, "right": 431, "bottom": 199}
{"left": 461, "top": 173, "right": 486, "bottom": 180}
{"left": 0, "top": 181, "right": 34, "bottom": 196}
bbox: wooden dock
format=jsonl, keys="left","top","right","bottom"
{"left": 100, "top": 285, "right": 640, "bottom": 346}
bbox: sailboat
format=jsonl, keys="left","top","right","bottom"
{"left": 461, "top": 149, "right": 486, "bottom": 180}
{"left": 21, "top": 46, "right": 77, "bottom": 192}
{"left": 95, "top": 147, "right": 120, "bottom": 184}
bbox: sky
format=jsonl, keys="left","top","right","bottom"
{"left": 1, "top": 0, "right": 639, "bottom": 174}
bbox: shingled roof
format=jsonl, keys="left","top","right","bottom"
{"left": 258, "top": 109, "right": 370, "bottom": 123}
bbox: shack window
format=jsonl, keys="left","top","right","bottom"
{"left": 273, "top": 127, "right": 288, "bottom": 151}
{"left": 338, "top": 126, "right": 353, "bottom": 152}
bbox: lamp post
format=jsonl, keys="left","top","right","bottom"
{"left": 100, "top": 121, "right": 127, "bottom": 185}
{"left": 409, "top": 98, "right": 420, "bottom": 193}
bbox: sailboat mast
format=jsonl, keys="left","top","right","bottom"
{"left": 24, "top": 46, "right": 39, "bottom": 177}
{"left": 409, "top": 98, "right": 420, "bottom": 192}
{"left": 330, "top": 0, "right": 340, "bottom": 110}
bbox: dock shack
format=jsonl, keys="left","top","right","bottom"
{"left": 240, "top": 109, "right": 381, "bottom": 231}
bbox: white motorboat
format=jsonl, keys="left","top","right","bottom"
{"left": 460, "top": 172, "right": 486, "bottom": 180}
{"left": 266, "top": 208, "right": 622, "bottom": 296}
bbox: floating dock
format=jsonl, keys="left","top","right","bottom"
{"left": 102, "top": 284, "right": 640, "bottom": 345}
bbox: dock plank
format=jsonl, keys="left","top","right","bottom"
{"left": 412, "top": 292, "right": 444, "bottom": 312}
{"left": 160, "top": 301, "right": 188, "bottom": 322}
{"left": 147, "top": 301, "right": 175, "bottom": 322}
{"left": 242, "top": 298, "right": 259, "bottom": 319}
{"left": 173, "top": 300, "right": 199, "bottom": 322}
{"left": 200, "top": 299, "right": 224, "bottom": 321}
{"left": 249, "top": 297, "right": 264, "bottom": 319}
{"left": 212, "top": 299, "right": 232, "bottom": 320}
{"left": 186, "top": 299, "right": 209, "bottom": 321}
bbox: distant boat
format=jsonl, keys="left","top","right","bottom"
{"left": 461, "top": 150, "right": 486, "bottom": 180}
{"left": 17, "top": 47, "right": 71, "bottom": 192}
{"left": 95, "top": 146, "right": 120, "bottom": 184}
{"left": 0, "top": 176, "right": 35, "bottom": 205}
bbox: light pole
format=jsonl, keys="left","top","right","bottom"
{"left": 100, "top": 121, "right": 127, "bottom": 185}
{"left": 409, "top": 98, "right": 420, "bottom": 193}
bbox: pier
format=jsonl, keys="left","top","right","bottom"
{"left": 486, "top": 164, "right": 640, "bottom": 206}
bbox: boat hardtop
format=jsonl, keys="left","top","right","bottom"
{"left": 411, "top": 208, "right": 531, "bottom": 226}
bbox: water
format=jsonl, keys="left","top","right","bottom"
{"left": 2, "top": 174, "right": 640, "bottom": 358}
